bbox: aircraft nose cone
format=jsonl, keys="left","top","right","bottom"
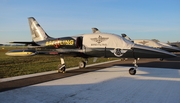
{"left": 132, "top": 44, "right": 176, "bottom": 58}
{"left": 161, "top": 46, "right": 180, "bottom": 52}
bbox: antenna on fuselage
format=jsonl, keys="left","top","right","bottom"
{"left": 92, "top": 28, "right": 101, "bottom": 33}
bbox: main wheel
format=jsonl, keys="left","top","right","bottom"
{"left": 62, "top": 67, "right": 66, "bottom": 73}
{"left": 129, "top": 68, "right": 136, "bottom": 75}
{"left": 57, "top": 64, "right": 66, "bottom": 73}
{"left": 79, "top": 61, "right": 86, "bottom": 69}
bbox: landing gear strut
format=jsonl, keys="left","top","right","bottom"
{"left": 129, "top": 59, "right": 138, "bottom": 75}
{"left": 160, "top": 58, "right": 164, "bottom": 61}
{"left": 57, "top": 55, "right": 66, "bottom": 73}
{"left": 79, "top": 58, "right": 88, "bottom": 69}
{"left": 57, "top": 56, "right": 88, "bottom": 73}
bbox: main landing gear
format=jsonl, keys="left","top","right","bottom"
{"left": 129, "top": 59, "right": 138, "bottom": 75}
{"left": 57, "top": 56, "right": 88, "bottom": 73}
{"left": 79, "top": 58, "right": 88, "bottom": 69}
{"left": 57, "top": 55, "right": 66, "bottom": 73}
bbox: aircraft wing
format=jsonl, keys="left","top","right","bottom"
{"left": 10, "top": 41, "right": 39, "bottom": 46}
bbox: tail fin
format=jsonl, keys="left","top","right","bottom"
{"left": 28, "top": 17, "right": 52, "bottom": 42}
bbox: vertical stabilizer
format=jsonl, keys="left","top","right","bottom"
{"left": 28, "top": 17, "right": 52, "bottom": 42}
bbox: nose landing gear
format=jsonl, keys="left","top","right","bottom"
{"left": 129, "top": 59, "right": 138, "bottom": 75}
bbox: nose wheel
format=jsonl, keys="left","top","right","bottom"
{"left": 129, "top": 68, "right": 136, "bottom": 75}
{"left": 129, "top": 59, "right": 138, "bottom": 75}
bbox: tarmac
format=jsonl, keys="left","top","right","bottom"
{"left": 0, "top": 55, "right": 180, "bottom": 103}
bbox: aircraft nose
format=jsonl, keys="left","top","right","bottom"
{"left": 132, "top": 44, "right": 176, "bottom": 58}
{"left": 161, "top": 46, "right": 180, "bottom": 52}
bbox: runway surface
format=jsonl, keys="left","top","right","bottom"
{"left": 0, "top": 66, "right": 180, "bottom": 103}
{"left": 0, "top": 55, "right": 180, "bottom": 103}
{"left": 1, "top": 56, "right": 180, "bottom": 92}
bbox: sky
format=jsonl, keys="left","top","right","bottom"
{"left": 0, "top": 0, "right": 180, "bottom": 43}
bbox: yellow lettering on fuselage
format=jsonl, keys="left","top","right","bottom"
{"left": 45, "top": 40, "right": 74, "bottom": 46}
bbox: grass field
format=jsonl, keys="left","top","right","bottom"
{"left": 0, "top": 46, "right": 117, "bottom": 78}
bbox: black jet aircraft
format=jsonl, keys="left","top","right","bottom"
{"left": 6, "top": 17, "right": 176, "bottom": 75}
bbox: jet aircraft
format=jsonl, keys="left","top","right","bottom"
{"left": 6, "top": 17, "right": 176, "bottom": 75}
{"left": 121, "top": 34, "right": 180, "bottom": 52}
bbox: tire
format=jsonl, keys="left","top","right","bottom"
{"left": 79, "top": 61, "right": 86, "bottom": 69}
{"left": 57, "top": 64, "right": 65, "bottom": 73}
{"left": 62, "top": 67, "right": 66, "bottom": 73}
{"left": 129, "top": 68, "right": 136, "bottom": 75}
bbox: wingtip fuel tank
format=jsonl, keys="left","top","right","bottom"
{"left": 5, "top": 49, "right": 36, "bottom": 56}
